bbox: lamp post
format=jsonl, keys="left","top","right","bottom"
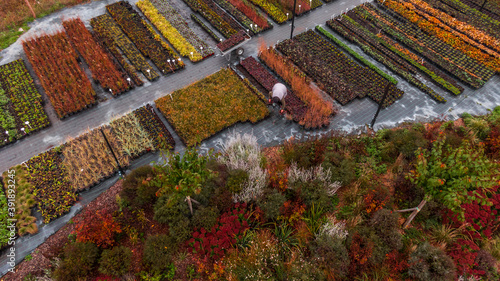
{"left": 290, "top": 0, "right": 297, "bottom": 39}
{"left": 25, "top": 121, "right": 32, "bottom": 129}
{"left": 480, "top": 0, "right": 487, "bottom": 11}
{"left": 370, "top": 83, "right": 391, "bottom": 129}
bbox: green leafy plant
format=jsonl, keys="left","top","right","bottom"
{"left": 407, "top": 136, "right": 499, "bottom": 219}
{"left": 150, "top": 147, "right": 215, "bottom": 214}
{"left": 98, "top": 246, "right": 132, "bottom": 277}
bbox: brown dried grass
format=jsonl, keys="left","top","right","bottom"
{"left": 0, "top": 0, "right": 90, "bottom": 32}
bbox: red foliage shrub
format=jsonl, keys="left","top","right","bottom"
{"left": 279, "top": 199, "right": 306, "bottom": 226}
{"left": 385, "top": 250, "right": 410, "bottom": 279}
{"left": 73, "top": 208, "right": 122, "bottom": 248}
{"left": 447, "top": 239, "right": 484, "bottom": 277}
{"left": 442, "top": 186, "right": 500, "bottom": 239}
{"left": 188, "top": 203, "right": 252, "bottom": 259}
{"left": 349, "top": 232, "right": 374, "bottom": 276}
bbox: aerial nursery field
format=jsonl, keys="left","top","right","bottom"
{"left": 277, "top": 30, "right": 404, "bottom": 107}
{"left": 0, "top": 104, "right": 174, "bottom": 238}
{"left": 240, "top": 55, "right": 335, "bottom": 129}
{"left": 322, "top": 0, "right": 500, "bottom": 105}
{"left": 156, "top": 68, "right": 269, "bottom": 146}
{"left": 106, "top": 1, "right": 184, "bottom": 75}
{"left": 0, "top": 59, "right": 50, "bottom": 147}
{"left": 137, "top": 0, "right": 211, "bottom": 62}
{"left": 91, "top": 14, "right": 160, "bottom": 82}
{"left": 22, "top": 32, "right": 97, "bottom": 119}
{"left": 147, "top": 0, "right": 214, "bottom": 58}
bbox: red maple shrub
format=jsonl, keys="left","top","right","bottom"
{"left": 73, "top": 208, "right": 122, "bottom": 248}
{"left": 447, "top": 239, "right": 484, "bottom": 277}
{"left": 442, "top": 186, "right": 500, "bottom": 239}
{"left": 348, "top": 232, "right": 374, "bottom": 276}
{"left": 385, "top": 249, "right": 410, "bottom": 278}
{"left": 188, "top": 203, "right": 252, "bottom": 259}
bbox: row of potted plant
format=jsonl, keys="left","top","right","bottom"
{"left": 62, "top": 126, "right": 131, "bottom": 192}
{"left": 316, "top": 26, "right": 398, "bottom": 85}
{"left": 368, "top": 2, "right": 493, "bottom": 87}
{"left": 238, "top": 55, "right": 309, "bottom": 123}
{"left": 62, "top": 18, "right": 132, "bottom": 95}
{"left": 26, "top": 149, "right": 78, "bottom": 223}
{"left": 450, "top": 0, "right": 500, "bottom": 21}
{"left": 136, "top": 0, "right": 203, "bottom": 62}
{"left": 200, "top": 0, "right": 246, "bottom": 36}
{"left": 0, "top": 88, "right": 17, "bottom": 145}
{"left": 190, "top": 14, "right": 223, "bottom": 42}
{"left": 408, "top": 0, "right": 500, "bottom": 54}
{"left": 248, "top": 0, "right": 287, "bottom": 23}
{"left": 422, "top": 0, "right": 500, "bottom": 41}
{"left": 155, "top": 68, "right": 269, "bottom": 146}
{"left": 91, "top": 26, "right": 145, "bottom": 87}
{"left": 0, "top": 59, "right": 50, "bottom": 137}
{"left": 90, "top": 14, "right": 160, "bottom": 81}
{"left": 259, "top": 46, "right": 336, "bottom": 128}
{"left": 344, "top": 7, "right": 464, "bottom": 96}
{"left": 217, "top": 30, "right": 249, "bottom": 52}
{"left": 240, "top": 56, "right": 279, "bottom": 92}
{"left": 2, "top": 165, "right": 38, "bottom": 237}
{"left": 326, "top": 17, "right": 448, "bottom": 103}
{"left": 214, "top": 0, "right": 257, "bottom": 35}
{"left": 22, "top": 32, "right": 97, "bottom": 119}
{"left": 148, "top": 0, "right": 214, "bottom": 58}
{"left": 106, "top": 1, "right": 183, "bottom": 75}
{"left": 277, "top": 30, "right": 404, "bottom": 107}
{"left": 461, "top": 0, "right": 500, "bottom": 20}
{"left": 17, "top": 104, "right": 175, "bottom": 223}
{"left": 224, "top": 0, "right": 271, "bottom": 31}
{"left": 183, "top": 0, "right": 238, "bottom": 39}
{"left": 402, "top": 0, "right": 500, "bottom": 60}
{"left": 378, "top": 0, "right": 500, "bottom": 73}
{"left": 133, "top": 104, "right": 176, "bottom": 151}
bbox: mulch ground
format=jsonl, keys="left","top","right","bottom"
{"left": 3, "top": 180, "right": 123, "bottom": 281}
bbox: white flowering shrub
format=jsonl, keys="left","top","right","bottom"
{"left": 220, "top": 132, "right": 268, "bottom": 203}
{"left": 288, "top": 162, "right": 341, "bottom": 196}
{"left": 317, "top": 216, "right": 348, "bottom": 241}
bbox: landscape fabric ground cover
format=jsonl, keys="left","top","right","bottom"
{"left": 155, "top": 68, "right": 269, "bottom": 146}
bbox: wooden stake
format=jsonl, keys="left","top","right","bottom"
{"left": 25, "top": 0, "right": 36, "bottom": 19}
{"left": 401, "top": 199, "right": 427, "bottom": 229}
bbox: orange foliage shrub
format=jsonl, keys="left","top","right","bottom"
{"left": 259, "top": 44, "right": 336, "bottom": 129}
{"left": 73, "top": 208, "right": 122, "bottom": 248}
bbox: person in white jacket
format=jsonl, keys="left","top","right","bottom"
{"left": 268, "top": 83, "right": 287, "bottom": 113}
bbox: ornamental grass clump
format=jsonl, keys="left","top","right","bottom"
{"left": 219, "top": 132, "right": 268, "bottom": 203}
